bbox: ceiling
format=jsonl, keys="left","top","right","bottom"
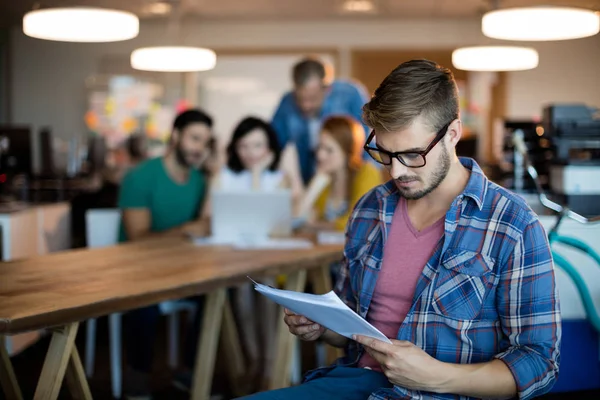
{"left": 1, "top": 0, "right": 600, "bottom": 28}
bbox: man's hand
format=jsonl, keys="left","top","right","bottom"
{"left": 354, "top": 335, "right": 447, "bottom": 393}
{"left": 283, "top": 308, "right": 326, "bottom": 341}
{"left": 181, "top": 220, "right": 210, "bottom": 238}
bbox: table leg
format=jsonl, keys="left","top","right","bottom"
{"left": 33, "top": 323, "right": 91, "bottom": 400}
{"left": 220, "top": 297, "right": 248, "bottom": 396}
{"left": 309, "top": 263, "right": 332, "bottom": 294}
{"left": 309, "top": 264, "right": 343, "bottom": 364}
{"left": 191, "top": 288, "right": 227, "bottom": 400}
{"left": 65, "top": 344, "right": 93, "bottom": 400}
{"left": 0, "top": 335, "right": 23, "bottom": 400}
{"left": 269, "top": 269, "right": 307, "bottom": 390}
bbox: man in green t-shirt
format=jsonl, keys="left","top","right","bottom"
{"left": 119, "top": 109, "right": 212, "bottom": 398}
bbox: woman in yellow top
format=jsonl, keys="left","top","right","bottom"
{"left": 296, "top": 115, "right": 382, "bottom": 231}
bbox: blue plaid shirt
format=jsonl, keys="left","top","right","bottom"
{"left": 310, "top": 158, "right": 561, "bottom": 400}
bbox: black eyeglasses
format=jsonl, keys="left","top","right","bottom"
{"left": 363, "top": 120, "right": 454, "bottom": 168}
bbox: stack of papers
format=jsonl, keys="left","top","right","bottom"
{"left": 251, "top": 278, "right": 391, "bottom": 343}
{"left": 317, "top": 231, "right": 346, "bottom": 245}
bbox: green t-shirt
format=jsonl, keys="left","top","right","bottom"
{"left": 118, "top": 157, "right": 206, "bottom": 242}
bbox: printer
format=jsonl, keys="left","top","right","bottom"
{"left": 543, "top": 104, "right": 600, "bottom": 216}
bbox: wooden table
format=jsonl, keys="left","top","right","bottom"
{"left": 0, "top": 237, "right": 342, "bottom": 400}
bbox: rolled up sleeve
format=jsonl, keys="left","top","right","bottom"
{"left": 495, "top": 218, "right": 561, "bottom": 399}
{"left": 333, "top": 255, "right": 355, "bottom": 309}
{"left": 333, "top": 193, "right": 370, "bottom": 310}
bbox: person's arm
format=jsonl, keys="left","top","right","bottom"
{"left": 272, "top": 94, "right": 291, "bottom": 149}
{"left": 491, "top": 218, "right": 561, "bottom": 398}
{"left": 122, "top": 209, "right": 152, "bottom": 241}
{"left": 119, "top": 170, "right": 175, "bottom": 241}
{"left": 295, "top": 172, "right": 331, "bottom": 220}
{"left": 333, "top": 165, "right": 382, "bottom": 231}
{"left": 250, "top": 153, "right": 276, "bottom": 190}
{"left": 279, "top": 144, "right": 305, "bottom": 201}
{"left": 123, "top": 208, "right": 190, "bottom": 240}
{"left": 354, "top": 336, "right": 517, "bottom": 398}
{"left": 438, "top": 359, "right": 517, "bottom": 398}
{"left": 436, "top": 218, "right": 559, "bottom": 398}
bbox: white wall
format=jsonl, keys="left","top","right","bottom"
{"left": 506, "top": 38, "right": 600, "bottom": 119}
{"left": 10, "top": 18, "right": 600, "bottom": 143}
{"left": 196, "top": 53, "right": 335, "bottom": 144}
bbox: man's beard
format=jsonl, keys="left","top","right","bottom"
{"left": 174, "top": 144, "right": 193, "bottom": 169}
{"left": 397, "top": 144, "right": 451, "bottom": 200}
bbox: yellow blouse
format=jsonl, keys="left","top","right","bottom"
{"left": 314, "top": 163, "right": 383, "bottom": 231}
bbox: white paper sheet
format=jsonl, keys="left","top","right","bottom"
{"left": 192, "top": 236, "right": 313, "bottom": 250}
{"left": 251, "top": 278, "right": 392, "bottom": 344}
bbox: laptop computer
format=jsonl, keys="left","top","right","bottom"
{"left": 208, "top": 189, "right": 294, "bottom": 246}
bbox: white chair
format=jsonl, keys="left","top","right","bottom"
{"left": 84, "top": 209, "right": 197, "bottom": 399}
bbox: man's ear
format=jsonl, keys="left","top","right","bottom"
{"left": 171, "top": 129, "right": 180, "bottom": 144}
{"left": 446, "top": 119, "right": 462, "bottom": 148}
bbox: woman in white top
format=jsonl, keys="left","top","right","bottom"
{"left": 214, "top": 116, "right": 302, "bottom": 388}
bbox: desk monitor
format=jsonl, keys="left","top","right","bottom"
{"left": 0, "top": 126, "right": 32, "bottom": 176}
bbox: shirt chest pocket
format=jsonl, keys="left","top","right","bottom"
{"left": 346, "top": 238, "right": 379, "bottom": 271}
{"left": 432, "top": 250, "right": 499, "bottom": 320}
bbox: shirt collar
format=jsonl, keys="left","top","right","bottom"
{"left": 376, "top": 157, "right": 487, "bottom": 211}
{"left": 458, "top": 157, "right": 487, "bottom": 210}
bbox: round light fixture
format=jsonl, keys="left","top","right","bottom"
{"left": 143, "top": 2, "right": 172, "bottom": 16}
{"left": 452, "top": 46, "right": 539, "bottom": 71}
{"left": 342, "top": 0, "right": 376, "bottom": 13}
{"left": 23, "top": 7, "right": 139, "bottom": 42}
{"left": 131, "top": 47, "right": 217, "bottom": 72}
{"left": 482, "top": 7, "right": 600, "bottom": 41}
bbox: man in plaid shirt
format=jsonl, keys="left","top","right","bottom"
{"left": 242, "top": 60, "right": 560, "bottom": 400}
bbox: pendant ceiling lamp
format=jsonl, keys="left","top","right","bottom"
{"left": 452, "top": 46, "right": 539, "bottom": 71}
{"left": 131, "top": 46, "right": 216, "bottom": 72}
{"left": 23, "top": 7, "right": 139, "bottom": 42}
{"left": 482, "top": 6, "right": 600, "bottom": 41}
{"left": 342, "top": 0, "right": 376, "bottom": 13}
{"left": 130, "top": 3, "right": 216, "bottom": 72}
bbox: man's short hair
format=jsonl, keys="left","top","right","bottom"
{"left": 173, "top": 109, "right": 213, "bottom": 132}
{"left": 362, "top": 59, "right": 459, "bottom": 133}
{"left": 292, "top": 58, "right": 326, "bottom": 87}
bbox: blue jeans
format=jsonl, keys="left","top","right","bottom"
{"left": 237, "top": 366, "right": 392, "bottom": 400}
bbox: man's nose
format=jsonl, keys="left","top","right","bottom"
{"left": 389, "top": 158, "right": 410, "bottom": 179}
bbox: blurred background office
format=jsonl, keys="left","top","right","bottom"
{"left": 1, "top": 0, "right": 600, "bottom": 399}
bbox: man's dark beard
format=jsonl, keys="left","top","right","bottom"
{"left": 397, "top": 143, "right": 451, "bottom": 200}
{"left": 174, "top": 144, "right": 191, "bottom": 168}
